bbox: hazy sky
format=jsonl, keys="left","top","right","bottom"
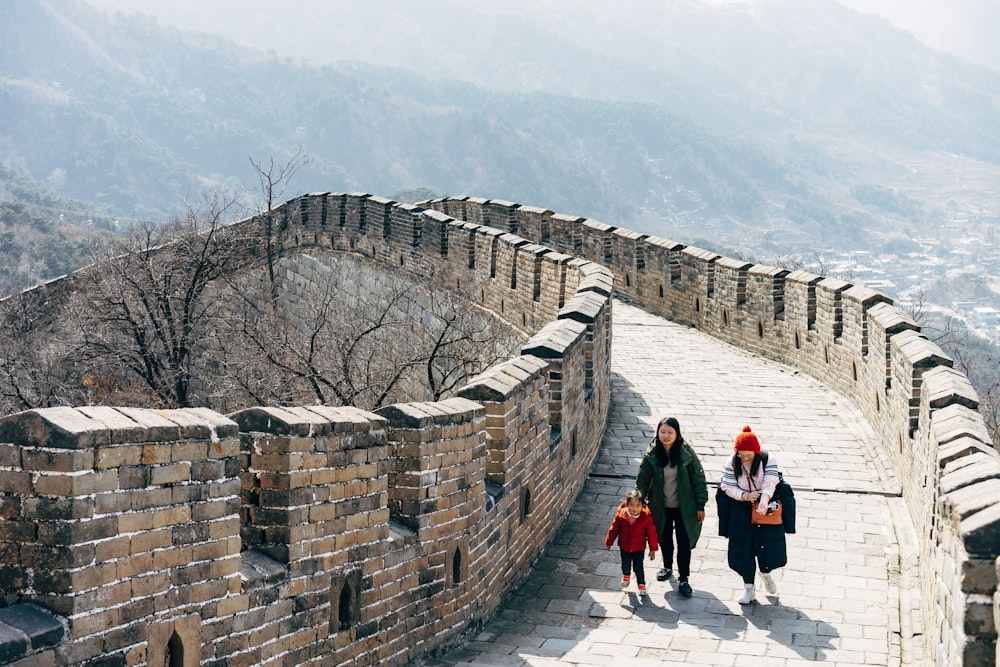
{"left": 705, "top": 0, "right": 998, "bottom": 66}
{"left": 84, "top": 0, "right": 998, "bottom": 69}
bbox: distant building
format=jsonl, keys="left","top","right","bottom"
{"left": 973, "top": 306, "right": 1000, "bottom": 326}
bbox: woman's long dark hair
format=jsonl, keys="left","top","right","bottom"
{"left": 654, "top": 416, "right": 683, "bottom": 468}
{"left": 732, "top": 452, "right": 764, "bottom": 479}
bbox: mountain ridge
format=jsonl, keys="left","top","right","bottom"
{"left": 2, "top": 0, "right": 999, "bottom": 259}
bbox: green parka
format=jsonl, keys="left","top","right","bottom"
{"left": 635, "top": 439, "right": 708, "bottom": 549}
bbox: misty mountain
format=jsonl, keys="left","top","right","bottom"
{"left": 836, "top": 0, "right": 1000, "bottom": 71}
{"left": 2, "top": 0, "right": 1000, "bottom": 258}
{"left": 81, "top": 0, "right": 1000, "bottom": 154}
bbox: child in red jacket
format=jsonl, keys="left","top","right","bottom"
{"left": 605, "top": 489, "right": 659, "bottom": 595}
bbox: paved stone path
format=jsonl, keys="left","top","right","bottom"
{"left": 419, "top": 300, "right": 915, "bottom": 667}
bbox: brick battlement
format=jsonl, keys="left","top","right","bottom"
{"left": 0, "top": 193, "right": 612, "bottom": 666}
{"left": 1, "top": 191, "right": 998, "bottom": 665}
{"left": 423, "top": 195, "right": 1000, "bottom": 666}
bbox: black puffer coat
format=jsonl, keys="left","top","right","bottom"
{"left": 722, "top": 495, "right": 786, "bottom": 577}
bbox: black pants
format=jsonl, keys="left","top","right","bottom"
{"left": 619, "top": 549, "right": 646, "bottom": 585}
{"left": 661, "top": 507, "right": 692, "bottom": 581}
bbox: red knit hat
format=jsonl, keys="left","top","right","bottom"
{"left": 734, "top": 425, "right": 761, "bottom": 453}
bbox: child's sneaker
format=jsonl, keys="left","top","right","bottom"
{"left": 621, "top": 575, "right": 630, "bottom": 588}
{"left": 637, "top": 584, "right": 647, "bottom": 596}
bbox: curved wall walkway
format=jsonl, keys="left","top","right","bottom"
{"left": 424, "top": 195, "right": 1000, "bottom": 666}
{"left": 1, "top": 190, "right": 996, "bottom": 666}
{"left": 422, "top": 299, "right": 914, "bottom": 666}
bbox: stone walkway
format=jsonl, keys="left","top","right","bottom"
{"left": 418, "top": 299, "right": 914, "bottom": 667}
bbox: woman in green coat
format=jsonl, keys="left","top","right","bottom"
{"left": 635, "top": 417, "right": 708, "bottom": 597}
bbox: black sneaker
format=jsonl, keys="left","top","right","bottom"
{"left": 678, "top": 581, "right": 693, "bottom": 597}
{"left": 656, "top": 568, "right": 672, "bottom": 581}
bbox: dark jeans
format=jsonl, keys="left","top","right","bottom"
{"left": 661, "top": 507, "right": 692, "bottom": 581}
{"left": 619, "top": 549, "right": 646, "bottom": 585}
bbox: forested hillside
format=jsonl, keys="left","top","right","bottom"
{"left": 0, "top": 162, "right": 114, "bottom": 294}
{"left": 4, "top": 0, "right": 1000, "bottom": 439}
{"left": 5, "top": 0, "right": 1000, "bottom": 266}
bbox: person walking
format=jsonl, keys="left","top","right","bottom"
{"left": 718, "top": 425, "right": 787, "bottom": 604}
{"left": 635, "top": 416, "right": 707, "bottom": 598}
{"left": 605, "top": 489, "right": 659, "bottom": 596}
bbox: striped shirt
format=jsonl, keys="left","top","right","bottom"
{"left": 720, "top": 451, "right": 780, "bottom": 506}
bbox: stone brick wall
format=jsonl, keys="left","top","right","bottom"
{"left": 0, "top": 367, "right": 596, "bottom": 665}
{"left": 0, "top": 406, "right": 241, "bottom": 667}
{"left": 0, "top": 193, "right": 612, "bottom": 666}
{"left": 5, "top": 186, "right": 998, "bottom": 664}
{"left": 424, "top": 195, "right": 1000, "bottom": 667}
{"left": 228, "top": 405, "right": 393, "bottom": 665}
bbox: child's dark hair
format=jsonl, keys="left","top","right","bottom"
{"left": 626, "top": 489, "right": 645, "bottom": 504}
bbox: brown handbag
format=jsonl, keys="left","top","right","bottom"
{"left": 751, "top": 499, "right": 783, "bottom": 525}
{"left": 748, "top": 475, "right": 782, "bottom": 525}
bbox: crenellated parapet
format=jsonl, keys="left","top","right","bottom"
{"left": 423, "top": 195, "right": 1000, "bottom": 666}
{"left": 4, "top": 185, "right": 999, "bottom": 664}
{"left": 0, "top": 406, "right": 241, "bottom": 667}
{"left": 0, "top": 192, "right": 612, "bottom": 666}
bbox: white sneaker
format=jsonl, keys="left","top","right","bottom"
{"left": 738, "top": 583, "right": 756, "bottom": 605}
{"left": 761, "top": 572, "right": 777, "bottom": 594}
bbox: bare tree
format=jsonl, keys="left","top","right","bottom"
{"left": 249, "top": 146, "right": 309, "bottom": 289}
{"left": 0, "top": 148, "right": 522, "bottom": 416}
{"left": 420, "top": 289, "right": 522, "bottom": 401}
{"left": 76, "top": 192, "right": 242, "bottom": 408}
{"left": 209, "top": 255, "right": 523, "bottom": 412}
{"left": 0, "top": 289, "right": 86, "bottom": 413}
{"left": 216, "top": 264, "right": 428, "bottom": 410}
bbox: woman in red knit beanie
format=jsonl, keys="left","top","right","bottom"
{"left": 719, "top": 425, "right": 787, "bottom": 604}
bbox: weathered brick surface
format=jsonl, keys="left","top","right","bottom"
{"left": 427, "top": 194, "right": 1000, "bottom": 667}
{"left": 0, "top": 407, "right": 241, "bottom": 664}
{"left": 9, "top": 189, "right": 998, "bottom": 666}
{"left": 0, "top": 193, "right": 606, "bottom": 667}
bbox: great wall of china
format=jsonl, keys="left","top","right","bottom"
{"left": 0, "top": 192, "right": 997, "bottom": 666}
